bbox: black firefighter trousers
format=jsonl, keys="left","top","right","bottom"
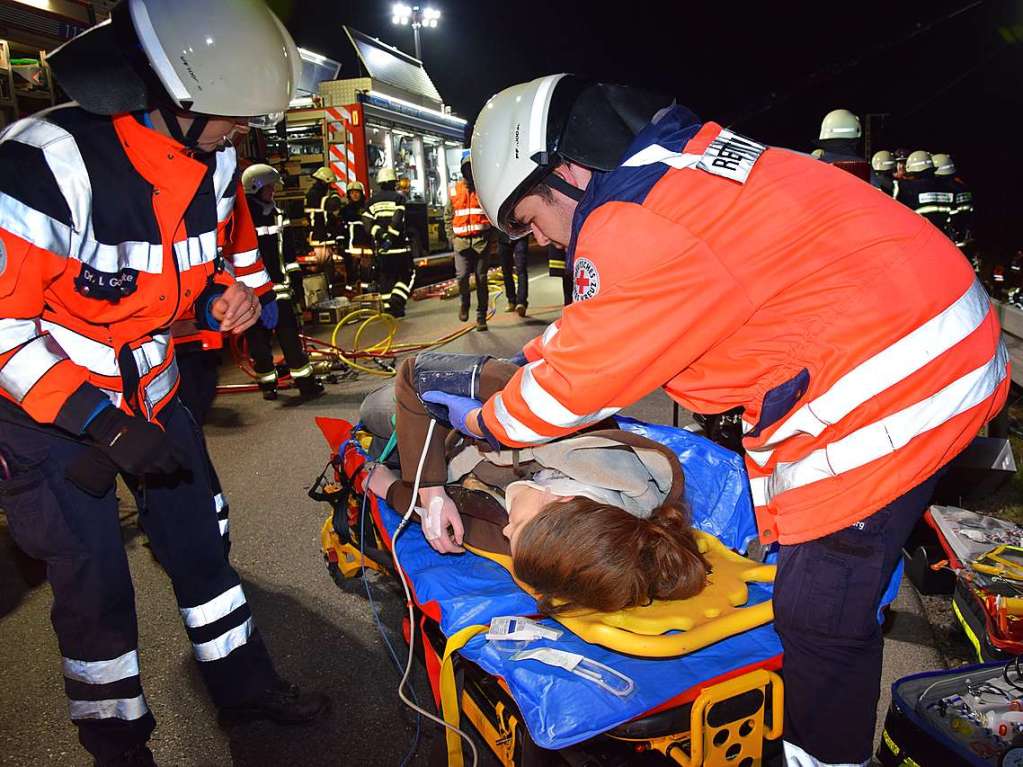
{"left": 246, "top": 299, "right": 313, "bottom": 388}
{"left": 0, "top": 400, "right": 277, "bottom": 761}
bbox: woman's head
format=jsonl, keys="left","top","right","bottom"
{"left": 510, "top": 497, "right": 711, "bottom": 615}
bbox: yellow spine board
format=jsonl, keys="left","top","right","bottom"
{"left": 467, "top": 531, "right": 776, "bottom": 658}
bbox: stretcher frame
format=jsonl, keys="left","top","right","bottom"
{"left": 313, "top": 417, "right": 785, "bottom": 766}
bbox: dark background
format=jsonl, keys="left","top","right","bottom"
{"left": 272, "top": 0, "right": 1022, "bottom": 263}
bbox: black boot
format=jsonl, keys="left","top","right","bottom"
{"left": 296, "top": 378, "right": 326, "bottom": 402}
{"left": 219, "top": 677, "right": 331, "bottom": 726}
{"left": 458, "top": 306, "right": 469, "bottom": 322}
{"left": 95, "top": 745, "right": 156, "bottom": 767}
{"left": 259, "top": 380, "right": 278, "bottom": 401}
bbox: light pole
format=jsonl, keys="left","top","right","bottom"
{"left": 391, "top": 4, "right": 440, "bottom": 61}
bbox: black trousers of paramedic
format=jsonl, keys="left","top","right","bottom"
{"left": 175, "top": 343, "right": 220, "bottom": 426}
{"left": 772, "top": 472, "right": 941, "bottom": 764}
{"left": 380, "top": 249, "right": 414, "bottom": 316}
{"left": 499, "top": 237, "right": 529, "bottom": 308}
{"left": 0, "top": 400, "right": 277, "bottom": 762}
{"left": 246, "top": 300, "right": 311, "bottom": 383}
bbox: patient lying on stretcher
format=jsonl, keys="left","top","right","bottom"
{"left": 361, "top": 353, "right": 710, "bottom": 615}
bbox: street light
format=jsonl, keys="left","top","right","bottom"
{"left": 391, "top": 4, "right": 440, "bottom": 61}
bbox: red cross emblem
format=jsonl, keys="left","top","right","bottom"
{"left": 572, "top": 258, "right": 600, "bottom": 302}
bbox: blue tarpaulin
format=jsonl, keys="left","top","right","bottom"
{"left": 367, "top": 418, "right": 784, "bottom": 749}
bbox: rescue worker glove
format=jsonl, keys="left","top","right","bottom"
{"left": 83, "top": 407, "right": 188, "bottom": 478}
{"left": 65, "top": 448, "right": 120, "bottom": 498}
{"left": 420, "top": 391, "right": 482, "bottom": 438}
{"left": 260, "top": 299, "right": 279, "bottom": 330}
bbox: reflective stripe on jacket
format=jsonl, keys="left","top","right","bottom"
{"left": 0, "top": 105, "right": 270, "bottom": 428}
{"left": 484, "top": 107, "right": 1007, "bottom": 545}
{"left": 445, "top": 180, "right": 490, "bottom": 254}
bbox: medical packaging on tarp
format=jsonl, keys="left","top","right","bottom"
{"left": 365, "top": 418, "right": 784, "bottom": 748}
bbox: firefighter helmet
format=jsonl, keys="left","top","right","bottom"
{"left": 312, "top": 167, "right": 338, "bottom": 184}
{"left": 377, "top": 167, "right": 397, "bottom": 184}
{"left": 471, "top": 74, "right": 669, "bottom": 236}
{"left": 871, "top": 151, "right": 896, "bottom": 172}
{"left": 241, "top": 164, "right": 281, "bottom": 194}
{"left": 818, "top": 109, "right": 862, "bottom": 141}
{"left": 932, "top": 153, "right": 957, "bottom": 176}
{"left": 347, "top": 181, "right": 366, "bottom": 193}
{"left": 49, "top": 0, "right": 300, "bottom": 127}
{"left": 905, "top": 150, "right": 934, "bottom": 174}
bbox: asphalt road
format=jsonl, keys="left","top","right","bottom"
{"left": 0, "top": 262, "right": 944, "bottom": 766}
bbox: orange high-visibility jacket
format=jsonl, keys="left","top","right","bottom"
{"left": 0, "top": 106, "right": 271, "bottom": 431}
{"left": 448, "top": 180, "right": 491, "bottom": 239}
{"left": 481, "top": 108, "right": 1008, "bottom": 545}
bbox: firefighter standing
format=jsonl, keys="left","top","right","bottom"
{"left": 0, "top": 3, "right": 329, "bottom": 765}
{"left": 895, "top": 150, "right": 956, "bottom": 235}
{"left": 813, "top": 108, "right": 870, "bottom": 180}
{"left": 242, "top": 164, "right": 324, "bottom": 402}
{"left": 870, "top": 150, "right": 897, "bottom": 197}
{"left": 427, "top": 74, "right": 1007, "bottom": 766}
{"left": 933, "top": 152, "right": 974, "bottom": 248}
{"left": 340, "top": 181, "right": 375, "bottom": 292}
{"left": 497, "top": 230, "right": 529, "bottom": 316}
{"left": 364, "top": 167, "right": 415, "bottom": 317}
{"left": 445, "top": 152, "right": 494, "bottom": 329}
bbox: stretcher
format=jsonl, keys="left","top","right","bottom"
{"left": 313, "top": 416, "right": 785, "bottom": 766}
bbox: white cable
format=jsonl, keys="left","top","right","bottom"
{"left": 390, "top": 418, "right": 480, "bottom": 767}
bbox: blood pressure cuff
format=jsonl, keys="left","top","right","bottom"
{"left": 413, "top": 352, "right": 491, "bottom": 427}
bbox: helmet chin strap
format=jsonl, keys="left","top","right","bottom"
{"left": 543, "top": 171, "right": 586, "bottom": 202}
{"left": 158, "top": 106, "right": 211, "bottom": 151}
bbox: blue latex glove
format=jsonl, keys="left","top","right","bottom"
{"left": 260, "top": 299, "right": 279, "bottom": 330}
{"left": 506, "top": 350, "right": 528, "bottom": 367}
{"left": 421, "top": 391, "right": 482, "bottom": 436}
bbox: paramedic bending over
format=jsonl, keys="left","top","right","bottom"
{"left": 422, "top": 75, "right": 1009, "bottom": 767}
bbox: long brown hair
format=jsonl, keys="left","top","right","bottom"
{"left": 511, "top": 498, "right": 711, "bottom": 615}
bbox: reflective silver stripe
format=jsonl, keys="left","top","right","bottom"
{"left": 256, "top": 370, "right": 277, "bottom": 384}
{"left": 622, "top": 142, "right": 702, "bottom": 171}
{"left": 100, "top": 388, "right": 123, "bottom": 408}
{"left": 492, "top": 392, "right": 549, "bottom": 445}
{"left": 144, "top": 358, "right": 178, "bottom": 413}
{"left": 132, "top": 334, "right": 171, "bottom": 377}
{"left": 918, "top": 191, "right": 954, "bottom": 204}
{"left": 193, "top": 617, "right": 253, "bottom": 662}
{"left": 750, "top": 342, "right": 1008, "bottom": 508}
{"left": 0, "top": 334, "right": 68, "bottom": 401}
{"left": 180, "top": 584, "right": 246, "bottom": 629}
{"left": 173, "top": 231, "right": 218, "bottom": 272}
{"left": 747, "top": 280, "right": 992, "bottom": 466}
{"left": 255, "top": 225, "right": 282, "bottom": 236}
{"left": 0, "top": 318, "right": 42, "bottom": 355}
{"left": 371, "top": 202, "right": 397, "bottom": 213}
{"left": 213, "top": 149, "right": 237, "bottom": 222}
{"left": 69, "top": 694, "right": 149, "bottom": 722}
{"left": 231, "top": 247, "right": 260, "bottom": 269}
{"left": 285, "top": 262, "right": 301, "bottom": 273}
{"left": 453, "top": 224, "right": 487, "bottom": 235}
{"left": 214, "top": 493, "right": 226, "bottom": 514}
{"left": 519, "top": 361, "right": 619, "bottom": 429}
{"left": 237, "top": 270, "right": 270, "bottom": 288}
{"left": 541, "top": 322, "right": 560, "bottom": 347}
{"left": 955, "top": 192, "right": 973, "bottom": 204}
{"left": 290, "top": 363, "right": 313, "bottom": 379}
{"left": 916, "top": 204, "right": 951, "bottom": 215}
{"left": 453, "top": 208, "right": 486, "bottom": 216}
{"left": 219, "top": 518, "right": 230, "bottom": 536}
{"left": 6, "top": 118, "right": 164, "bottom": 272}
{"left": 40, "top": 321, "right": 120, "bottom": 377}
{"left": 0, "top": 190, "right": 72, "bottom": 257}
{"left": 63, "top": 650, "right": 139, "bottom": 685}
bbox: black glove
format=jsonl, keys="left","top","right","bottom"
{"left": 65, "top": 447, "right": 120, "bottom": 498}
{"left": 83, "top": 407, "right": 187, "bottom": 477}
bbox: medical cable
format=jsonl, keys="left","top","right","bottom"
{"left": 390, "top": 419, "right": 480, "bottom": 766}
{"left": 359, "top": 472, "right": 420, "bottom": 767}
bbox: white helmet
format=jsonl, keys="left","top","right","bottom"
{"left": 871, "top": 150, "right": 896, "bottom": 172}
{"left": 312, "top": 167, "right": 338, "bottom": 184}
{"left": 905, "top": 150, "right": 934, "bottom": 174}
{"left": 819, "top": 109, "right": 862, "bottom": 140}
{"left": 49, "top": 0, "right": 300, "bottom": 128}
{"left": 242, "top": 164, "right": 280, "bottom": 194}
{"left": 471, "top": 74, "right": 669, "bottom": 236}
{"left": 376, "top": 167, "right": 397, "bottom": 184}
{"left": 932, "top": 153, "right": 957, "bottom": 176}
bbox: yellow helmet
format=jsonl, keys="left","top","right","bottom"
{"left": 376, "top": 167, "right": 397, "bottom": 184}
{"left": 312, "top": 167, "right": 337, "bottom": 184}
{"left": 871, "top": 151, "right": 896, "bottom": 172}
{"left": 905, "top": 151, "right": 933, "bottom": 174}
{"left": 347, "top": 181, "right": 366, "bottom": 193}
{"left": 819, "top": 109, "right": 861, "bottom": 140}
{"left": 931, "top": 153, "right": 956, "bottom": 176}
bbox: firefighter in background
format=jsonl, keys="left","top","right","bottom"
{"left": 895, "top": 150, "right": 956, "bottom": 234}
{"left": 933, "top": 152, "right": 974, "bottom": 249}
{"left": 445, "top": 151, "right": 494, "bottom": 330}
{"left": 813, "top": 108, "right": 869, "bottom": 180}
{"left": 428, "top": 74, "right": 1006, "bottom": 766}
{"left": 304, "top": 166, "right": 343, "bottom": 257}
{"left": 340, "top": 180, "right": 374, "bottom": 293}
{"left": 364, "top": 167, "right": 414, "bottom": 317}
{"left": 242, "top": 164, "right": 324, "bottom": 402}
{"left": 870, "top": 150, "right": 897, "bottom": 197}
{"left": 497, "top": 229, "right": 529, "bottom": 316}
{"left": 0, "top": 2, "right": 329, "bottom": 765}
{"left": 548, "top": 244, "right": 573, "bottom": 305}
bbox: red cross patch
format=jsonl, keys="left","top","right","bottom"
{"left": 572, "top": 257, "right": 600, "bottom": 302}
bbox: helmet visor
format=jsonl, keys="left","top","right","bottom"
{"left": 249, "top": 112, "right": 286, "bottom": 130}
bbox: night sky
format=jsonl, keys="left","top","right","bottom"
{"left": 272, "top": 0, "right": 1021, "bottom": 259}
